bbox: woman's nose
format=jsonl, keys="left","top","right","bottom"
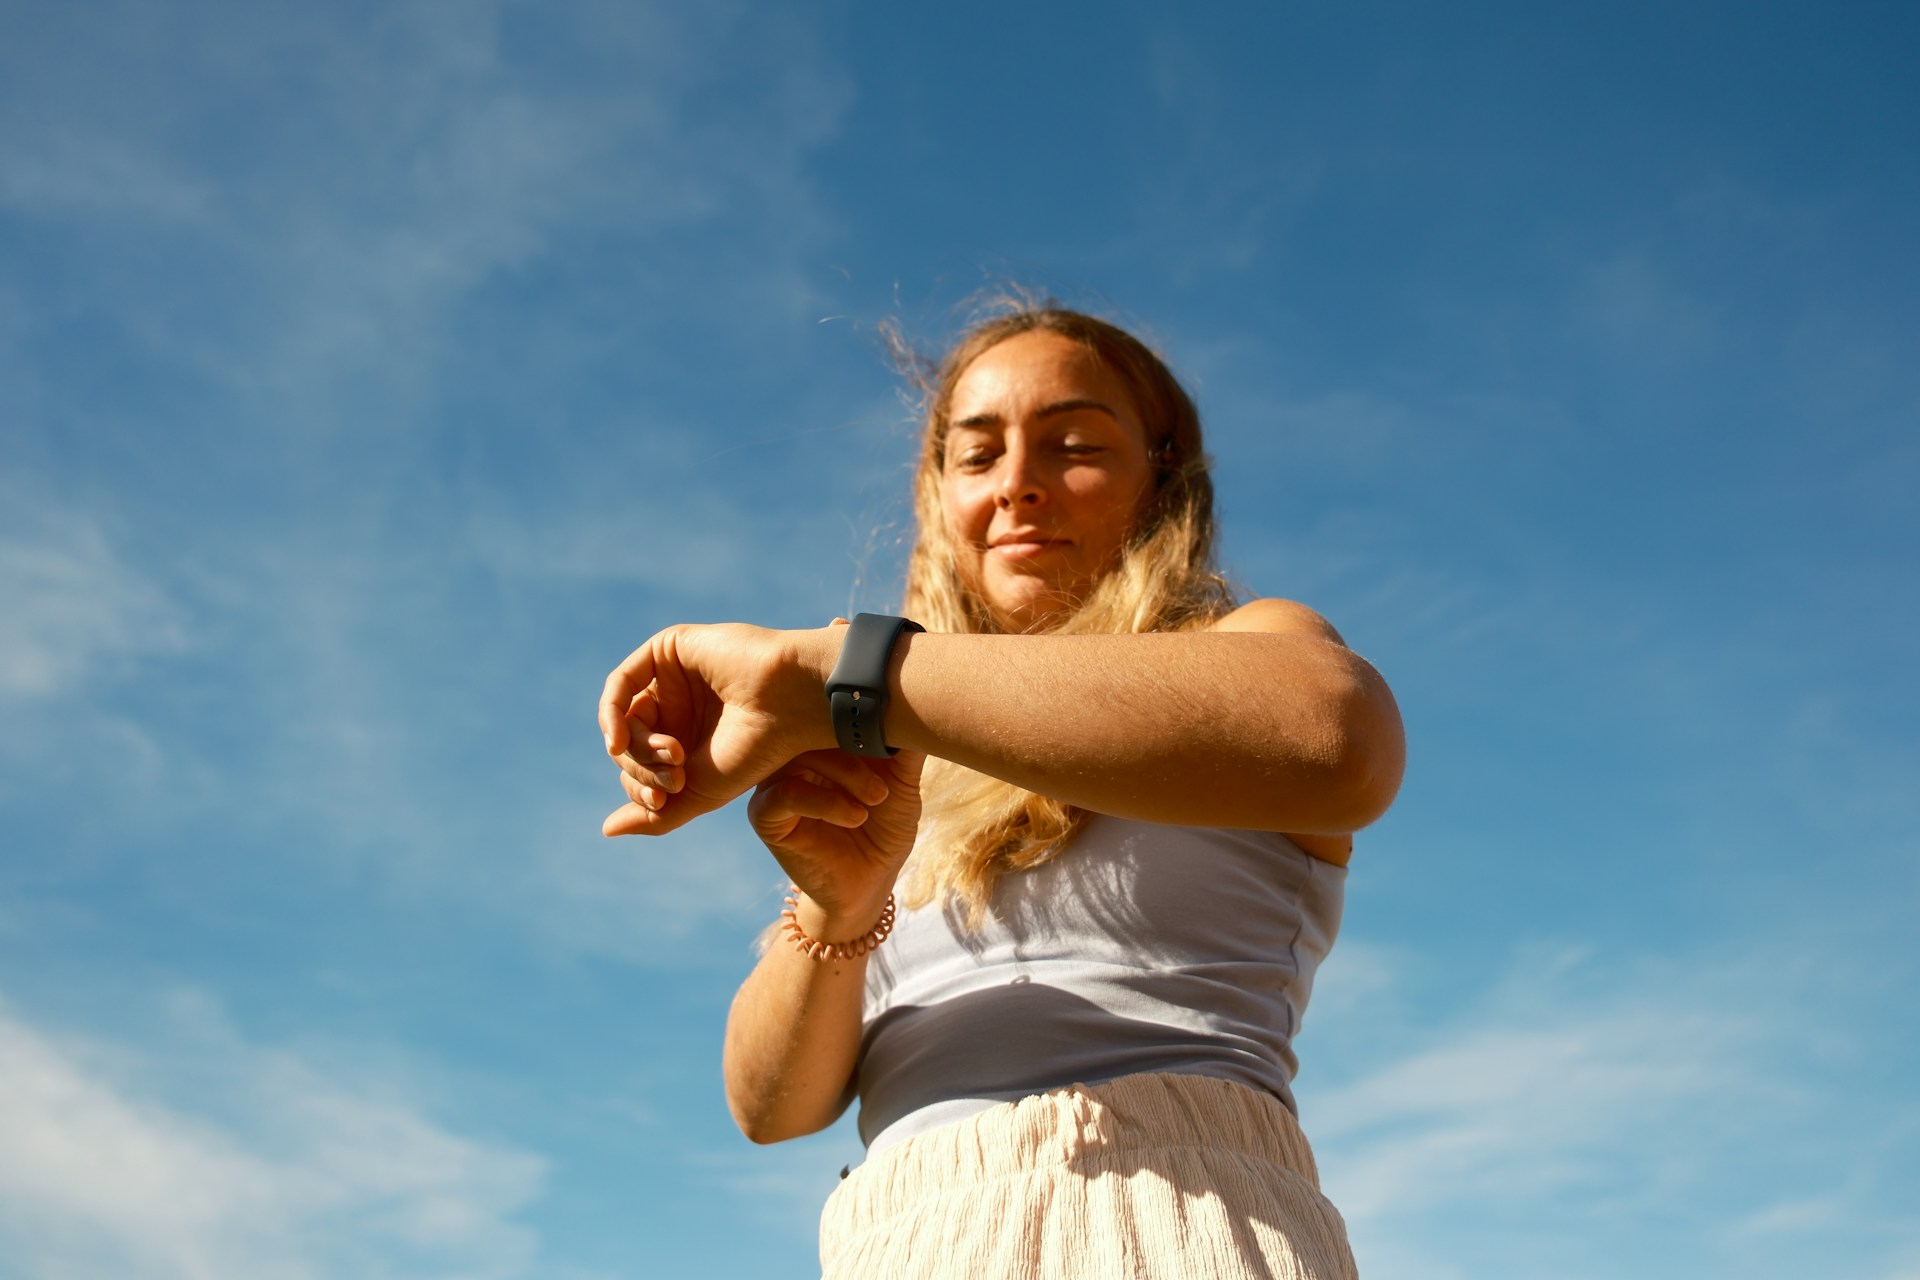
{"left": 995, "top": 445, "right": 1045, "bottom": 508}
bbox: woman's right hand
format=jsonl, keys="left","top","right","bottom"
{"left": 747, "top": 747, "right": 926, "bottom": 932}
{"left": 599, "top": 622, "right": 840, "bottom": 838}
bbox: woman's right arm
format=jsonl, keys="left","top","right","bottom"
{"left": 721, "top": 747, "right": 924, "bottom": 1143}
{"left": 722, "top": 897, "right": 880, "bottom": 1143}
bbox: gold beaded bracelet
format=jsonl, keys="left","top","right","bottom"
{"left": 779, "top": 886, "right": 897, "bottom": 961}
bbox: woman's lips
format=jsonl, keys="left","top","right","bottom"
{"left": 989, "top": 538, "right": 1067, "bottom": 561}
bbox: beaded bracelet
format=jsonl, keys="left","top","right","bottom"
{"left": 779, "top": 886, "right": 897, "bottom": 961}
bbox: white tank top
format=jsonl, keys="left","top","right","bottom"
{"left": 857, "top": 814, "right": 1346, "bottom": 1152}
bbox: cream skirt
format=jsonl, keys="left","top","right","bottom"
{"left": 819, "top": 1072, "right": 1357, "bottom": 1279}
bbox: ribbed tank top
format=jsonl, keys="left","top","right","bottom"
{"left": 857, "top": 814, "right": 1345, "bottom": 1153}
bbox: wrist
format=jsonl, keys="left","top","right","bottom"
{"left": 787, "top": 886, "right": 897, "bottom": 960}
{"left": 824, "top": 614, "right": 924, "bottom": 758}
{"left": 793, "top": 889, "right": 887, "bottom": 939}
{"left": 780, "top": 626, "right": 846, "bottom": 753}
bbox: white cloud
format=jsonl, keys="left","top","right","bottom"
{"left": 0, "top": 0, "right": 853, "bottom": 422}
{"left": 0, "top": 990, "right": 545, "bottom": 1280}
{"left": 0, "top": 127, "right": 213, "bottom": 224}
{"left": 1308, "top": 943, "right": 1920, "bottom": 1280}
{"left": 0, "top": 461, "right": 865, "bottom": 965}
{"left": 1317, "top": 998, "right": 1758, "bottom": 1220}
{"left": 0, "top": 487, "right": 190, "bottom": 700}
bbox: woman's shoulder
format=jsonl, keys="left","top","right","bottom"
{"left": 1210, "top": 597, "right": 1349, "bottom": 646}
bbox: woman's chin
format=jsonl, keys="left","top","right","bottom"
{"left": 983, "top": 576, "right": 1086, "bottom": 631}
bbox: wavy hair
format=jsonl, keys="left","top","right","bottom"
{"left": 888, "top": 299, "right": 1238, "bottom": 926}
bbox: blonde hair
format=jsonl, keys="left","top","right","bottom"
{"left": 890, "top": 300, "right": 1238, "bottom": 927}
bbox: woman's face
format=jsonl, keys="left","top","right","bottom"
{"left": 939, "top": 330, "right": 1157, "bottom": 629}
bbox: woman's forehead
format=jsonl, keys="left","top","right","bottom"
{"left": 946, "top": 331, "right": 1136, "bottom": 424}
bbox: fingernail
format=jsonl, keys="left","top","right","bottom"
{"left": 603, "top": 731, "right": 613, "bottom": 752}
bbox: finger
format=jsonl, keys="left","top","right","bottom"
{"left": 604, "top": 794, "right": 704, "bottom": 838}
{"left": 806, "top": 752, "right": 887, "bottom": 802}
{"left": 884, "top": 748, "right": 928, "bottom": 790}
{"left": 600, "top": 643, "right": 662, "bottom": 756}
{"left": 602, "top": 800, "right": 667, "bottom": 837}
{"left": 619, "top": 770, "right": 673, "bottom": 811}
{"left": 641, "top": 733, "right": 685, "bottom": 766}
{"left": 756, "top": 779, "right": 868, "bottom": 831}
{"left": 616, "top": 688, "right": 667, "bottom": 764}
{"left": 617, "top": 752, "right": 684, "bottom": 788}
{"left": 617, "top": 728, "right": 684, "bottom": 772}
{"left": 786, "top": 750, "right": 890, "bottom": 806}
{"left": 620, "top": 740, "right": 681, "bottom": 769}
{"left": 748, "top": 775, "right": 869, "bottom": 834}
{"left": 618, "top": 759, "right": 684, "bottom": 794}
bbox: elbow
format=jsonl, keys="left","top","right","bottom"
{"left": 730, "top": 1107, "right": 836, "bottom": 1147}
{"left": 732, "top": 1112, "right": 790, "bottom": 1146}
{"left": 724, "top": 1072, "right": 786, "bottom": 1144}
{"left": 1316, "top": 663, "right": 1406, "bottom": 832}
{"left": 727, "top": 1091, "right": 796, "bottom": 1146}
{"left": 1334, "top": 738, "right": 1404, "bottom": 831}
{"left": 724, "top": 1079, "right": 844, "bottom": 1146}
{"left": 721, "top": 1012, "right": 855, "bottom": 1145}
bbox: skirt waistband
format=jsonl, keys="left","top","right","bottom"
{"left": 847, "top": 1072, "right": 1321, "bottom": 1194}
{"left": 821, "top": 1072, "right": 1353, "bottom": 1280}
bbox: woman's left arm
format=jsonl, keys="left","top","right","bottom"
{"left": 601, "top": 599, "right": 1402, "bottom": 837}
{"left": 880, "top": 599, "right": 1402, "bottom": 833}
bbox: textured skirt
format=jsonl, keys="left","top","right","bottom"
{"left": 819, "top": 1072, "right": 1357, "bottom": 1279}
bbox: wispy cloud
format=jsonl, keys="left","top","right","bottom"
{"left": 0, "top": 0, "right": 871, "bottom": 949}
{"left": 0, "top": 988, "right": 546, "bottom": 1280}
{"left": 682, "top": 1116, "right": 866, "bottom": 1258}
{"left": 0, "top": 458, "right": 857, "bottom": 966}
{"left": 0, "top": 0, "right": 853, "bottom": 421}
{"left": 1577, "top": 248, "right": 1721, "bottom": 363}
{"left": 1308, "top": 942, "right": 1920, "bottom": 1280}
{"left": 1317, "top": 972, "right": 1762, "bottom": 1220}
{"left": 0, "top": 486, "right": 190, "bottom": 701}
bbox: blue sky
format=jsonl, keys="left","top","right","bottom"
{"left": 2, "top": 1, "right": 1915, "bottom": 1276}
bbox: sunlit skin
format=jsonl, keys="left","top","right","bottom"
{"left": 596, "top": 323, "right": 1405, "bottom": 1144}
{"left": 597, "top": 331, "right": 1371, "bottom": 866}
{"left": 939, "top": 330, "right": 1158, "bottom": 631}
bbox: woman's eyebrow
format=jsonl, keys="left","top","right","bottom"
{"left": 950, "top": 399, "right": 1121, "bottom": 431}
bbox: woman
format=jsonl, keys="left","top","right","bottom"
{"left": 598, "top": 305, "right": 1404, "bottom": 1278}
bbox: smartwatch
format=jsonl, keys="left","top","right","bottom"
{"left": 825, "top": 613, "right": 924, "bottom": 757}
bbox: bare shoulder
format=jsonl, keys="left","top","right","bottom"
{"left": 1211, "top": 597, "right": 1349, "bottom": 646}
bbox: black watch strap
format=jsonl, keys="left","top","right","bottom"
{"left": 825, "top": 613, "right": 924, "bottom": 757}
